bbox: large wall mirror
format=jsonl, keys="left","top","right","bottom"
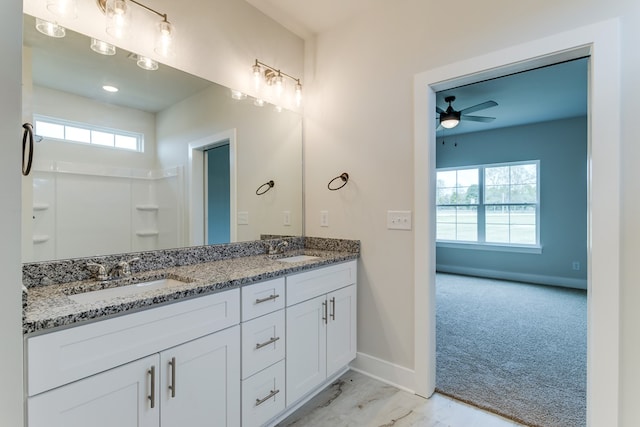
{"left": 22, "top": 14, "right": 303, "bottom": 263}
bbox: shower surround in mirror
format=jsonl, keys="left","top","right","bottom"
{"left": 30, "top": 162, "right": 182, "bottom": 262}
{"left": 21, "top": 14, "right": 303, "bottom": 262}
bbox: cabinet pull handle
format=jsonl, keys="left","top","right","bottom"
{"left": 255, "top": 294, "right": 280, "bottom": 304}
{"left": 330, "top": 297, "right": 336, "bottom": 321}
{"left": 148, "top": 365, "right": 156, "bottom": 409}
{"left": 168, "top": 357, "right": 176, "bottom": 398}
{"left": 322, "top": 300, "right": 327, "bottom": 324}
{"left": 255, "top": 336, "right": 280, "bottom": 350}
{"left": 255, "top": 389, "right": 280, "bottom": 406}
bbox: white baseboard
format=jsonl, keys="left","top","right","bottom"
{"left": 436, "top": 264, "right": 587, "bottom": 290}
{"left": 349, "top": 352, "right": 416, "bottom": 394}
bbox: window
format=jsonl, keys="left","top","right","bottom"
{"left": 34, "top": 115, "right": 143, "bottom": 152}
{"left": 436, "top": 161, "right": 539, "bottom": 248}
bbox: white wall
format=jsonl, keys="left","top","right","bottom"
{"left": 0, "top": 3, "right": 24, "bottom": 427}
{"left": 619, "top": 1, "right": 640, "bottom": 426}
{"left": 303, "top": 0, "right": 639, "bottom": 423}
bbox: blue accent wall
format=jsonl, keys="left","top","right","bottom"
{"left": 436, "top": 117, "right": 587, "bottom": 288}
{"left": 206, "top": 144, "right": 230, "bottom": 244}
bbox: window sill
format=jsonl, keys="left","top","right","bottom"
{"left": 436, "top": 241, "right": 542, "bottom": 254}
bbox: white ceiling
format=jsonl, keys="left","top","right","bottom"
{"left": 245, "top": 0, "right": 377, "bottom": 38}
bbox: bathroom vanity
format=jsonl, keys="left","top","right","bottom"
{"left": 22, "top": 238, "right": 359, "bottom": 427}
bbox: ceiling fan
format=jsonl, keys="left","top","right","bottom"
{"left": 437, "top": 95, "right": 498, "bottom": 129}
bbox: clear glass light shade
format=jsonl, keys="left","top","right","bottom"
{"left": 35, "top": 18, "right": 66, "bottom": 38}
{"left": 254, "top": 98, "right": 265, "bottom": 107}
{"left": 90, "top": 38, "right": 116, "bottom": 55}
{"left": 441, "top": 118, "right": 460, "bottom": 129}
{"left": 154, "top": 20, "right": 175, "bottom": 58}
{"left": 253, "top": 64, "right": 262, "bottom": 90}
{"left": 137, "top": 56, "right": 159, "bottom": 71}
{"left": 295, "top": 82, "right": 302, "bottom": 107}
{"left": 230, "top": 90, "right": 247, "bottom": 100}
{"left": 105, "top": 0, "right": 131, "bottom": 39}
{"left": 47, "top": 0, "right": 78, "bottom": 18}
{"left": 274, "top": 73, "right": 284, "bottom": 97}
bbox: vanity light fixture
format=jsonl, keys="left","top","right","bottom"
{"left": 35, "top": 18, "right": 66, "bottom": 38}
{"left": 97, "top": 0, "right": 175, "bottom": 58}
{"left": 90, "top": 38, "right": 116, "bottom": 55}
{"left": 252, "top": 59, "right": 302, "bottom": 107}
{"left": 254, "top": 98, "right": 265, "bottom": 107}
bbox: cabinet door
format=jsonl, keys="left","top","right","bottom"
{"left": 160, "top": 326, "right": 240, "bottom": 427}
{"left": 28, "top": 354, "right": 159, "bottom": 427}
{"left": 326, "top": 284, "right": 357, "bottom": 377}
{"left": 286, "top": 295, "right": 327, "bottom": 406}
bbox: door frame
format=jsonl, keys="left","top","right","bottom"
{"left": 188, "top": 129, "right": 237, "bottom": 245}
{"left": 413, "top": 19, "right": 621, "bottom": 426}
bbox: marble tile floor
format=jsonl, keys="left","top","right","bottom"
{"left": 277, "top": 370, "right": 526, "bottom": 427}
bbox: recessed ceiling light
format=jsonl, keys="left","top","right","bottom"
{"left": 102, "top": 85, "right": 119, "bottom": 93}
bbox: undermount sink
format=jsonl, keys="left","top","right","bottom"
{"left": 276, "top": 255, "right": 320, "bottom": 263}
{"left": 67, "top": 278, "right": 187, "bottom": 304}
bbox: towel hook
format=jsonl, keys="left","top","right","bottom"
{"left": 328, "top": 172, "right": 349, "bottom": 191}
{"left": 256, "top": 180, "right": 275, "bottom": 195}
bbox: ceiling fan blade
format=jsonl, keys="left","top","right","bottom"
{"left": 436, "top": 106, "right": 444, "bottom": 114}
{"left": 459, "top": 100, "right": 498, "bottom": 115}
{"left": 461, "top": 115, "right": 495, "bottom": 123}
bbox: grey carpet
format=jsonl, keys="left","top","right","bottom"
{"left": 435, "top": 273, "right": 587, "bottom": 427}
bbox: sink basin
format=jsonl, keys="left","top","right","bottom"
{"left": 276, "top": 255, "right": 320, "bottom": 263}
{"left": 68, "top": 278, "right": 187, "bottom": 304}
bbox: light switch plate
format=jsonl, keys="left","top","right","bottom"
{"left": 237, "top": 211, "right": 249, "bottom": 225}
{"left": 283, "top": 210, "right": 291, "bottom": 226}
{"left": 387, "top": 210, "right": 412, "bottom": 230}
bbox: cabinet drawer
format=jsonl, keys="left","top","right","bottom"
{"left": 242, "top": 360, "right": 285, "bottom": 427}
{"left": 286, "top": 261, "right": 357, "bottom": 306}
{"left": 241, "top": 278, "right": 285, "bottom": 321}
{"left": 27, "top": 289, "right": 240, "bottom": 396}
{"left": 241, "top": 310, "right": 285, "bottom": 379}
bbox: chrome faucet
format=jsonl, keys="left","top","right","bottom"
{"left": 86, "top": 257, "right": 140, "bottom": 281}
{"left": 86, "top": 262, "right": 108, "bottom": 281}
{"left": 267, "top": 240, "right": 289, "bottom": 255}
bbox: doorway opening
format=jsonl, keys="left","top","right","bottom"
{"left": 413, "top": 19, "right": 621, "bottom": 427}
{"left": 188, "top": 129, "right": 237, "bottom": 246}
{"left": 204, "top": 144, "right": 231, "bottom": 244}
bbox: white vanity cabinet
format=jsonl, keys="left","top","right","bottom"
{"left": 240, "top": 278, "right": 286, "bottom": 427}
{"left": 285, "top": 261, "right": 357, "bottom": 406}
{"left": 26, "top": 290, "right": 241, "bottom": 427}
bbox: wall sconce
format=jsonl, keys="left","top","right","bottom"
{"left": 252, "top": 59, "right": 302, "bottom": 107}
{"left": 97, "top": 0, "right": 175, "bottom": 58}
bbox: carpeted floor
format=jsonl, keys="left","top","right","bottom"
{"left": 436, "top": 273, "right": 587, "bottom": 427}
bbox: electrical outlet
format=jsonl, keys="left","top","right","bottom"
{"left": 283, "top": 210, "right": 291, "bottom": 226}
{"left": 572, "top": 261, "right": 580, "bottom": 271}
{"left": 320, "top": 210, "right": 329, "bottom": 227}
{"left": 387, "top": 210, "right": 412, "bottom": 230}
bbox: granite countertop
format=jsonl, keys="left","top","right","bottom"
{"left": 24, "top": 248, "right": 358, "bottom": 335}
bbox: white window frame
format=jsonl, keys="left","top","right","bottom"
{"left": 33, "top": 114, "right": 144, "bottom": 152}
{"left": 436, "top": 160, "right": 541, "bottom": 253}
